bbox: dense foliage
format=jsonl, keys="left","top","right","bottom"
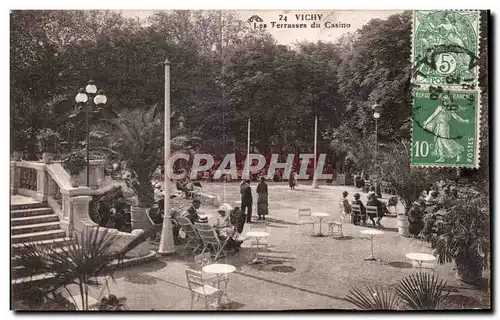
{"left": 11, "top": 9, "right": 488, "bottom": 193}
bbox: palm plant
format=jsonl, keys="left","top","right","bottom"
{"left": 429, "top": 195, "right": 489, "bottom": 284}
{"left": 14, "top": 226, "right": 159, "bottom": 310}
{"left": 396, "top": 272, "right": 450, "bottom": 310}
{"left": 345, "top": 272, "right": 451, "bottom": 310}
{"left": 345, "top": 285, "right": 401, "bottom": 310}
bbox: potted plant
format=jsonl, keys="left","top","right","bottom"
{"left": 63, "top": 150, "right": 86, "bottom": 187}
{"left": 11, "top": 130, "right": 29, "bottom": 161}
{"left": 429, "top": 195, "right": 489, "bottom": 285}
{"left": 36, "top": 128, "right": 61, "bottom": 163}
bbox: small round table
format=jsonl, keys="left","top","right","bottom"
{"left": 246, "top": 231, "right": 270, "bottom": 264}
{"left": 360, "top": 229, "right": 385, "bottom": 261}
{"left": 405, "top": 252, "right": 436, "bottom": 271}
{"left": 198, "top": 213, "right": 213, "bottom": 220}
{"left": 202, "top": 264, "right": 236, "bottom": 306}
{"left": 311, "top": 212, "right": 330, "bottom": 237}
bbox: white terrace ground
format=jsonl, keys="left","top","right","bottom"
{"left": 65, "top": 181, "right": 489, "bottom": 310}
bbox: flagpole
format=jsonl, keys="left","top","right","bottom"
{"left": 159, "top": 57, "right": 175, "bottom": 255}
{"left": 312, "top": 116, "right": 319, "bottom": 189}
{"left": 247, "top": 117, "right": 251, "bottom": 179}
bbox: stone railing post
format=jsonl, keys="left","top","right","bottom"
{"left": 66, "top": 195, "right": 93, "bottom": 236}
{"left": 11, "top": 161, "right": 21, "bottom": 195}
{"left": 37, "top": 167, "right": 48, "bottom": 202}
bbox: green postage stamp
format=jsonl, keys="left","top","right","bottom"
{"left": 411, "top": 88, "right": 480, "bottom": 168}
{"left": 412, "top": 11, "right": 480, "bottom": 88}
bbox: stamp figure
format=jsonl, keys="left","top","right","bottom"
{"left": 412, "top": 11, "right": 480, "bottom": 87}
{"left": 411, "top": 89, "right": 480, "bottom": 168}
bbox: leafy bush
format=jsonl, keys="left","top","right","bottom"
{"left": 63, "top": 150, "right": 86, "bottom": 175}
{"left": 429, "top": 195, "right": 489, "bottom": 283}
{"left": 36, "top": 128, "right": 61, "bottom": 153}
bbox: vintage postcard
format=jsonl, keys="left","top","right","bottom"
{"left": 10, "top": 9, "right": 490, "bottom": 311}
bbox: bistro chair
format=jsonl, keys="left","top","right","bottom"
{"left": 365, "top": 206, "right": 379, "bottom": 227}
{"left": 351, "top": 203, "right": 363, "bottom": 225}
{"left": 177, "top": 216, "right": 203, "bottom": 253}
{"left": 194, "top": 252, "right": 227, "bottom": 287}
{"left": 297, "top": 208, "right": 315, "bottom": 234}
{"left": 185, "top": 269, "right": 222, "bottom": 310}
{"left": 328, "top": 208, "right": 344, "bottom": 237}
{"left": 195, "top": 223, "right": 230, "bottom": 260}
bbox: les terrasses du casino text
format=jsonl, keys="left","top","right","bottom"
{"left": 249, "top": 13, "right": 352, "bottom": 29}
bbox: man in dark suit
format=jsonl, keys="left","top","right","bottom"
{"left": 240, "top": 180, "right": 253, "bottom": 223}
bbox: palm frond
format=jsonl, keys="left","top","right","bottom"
{"left": 396, "top": 272, "right": 450, "bottom": 310}
{"left": 345, "top": 285, "right": 400, "bottom": 310}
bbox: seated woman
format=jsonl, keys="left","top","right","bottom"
{"left": 408, "top": 200, "right": 425, "bottom": 237}
{"left": 366, "top": 193, "right": 389, "bottom": 227}
{"left": 213, "top": 205, "right": 243, "bottom": 252}
{"left": 425, "top": 190, "right": 439, "bottom": 206}
{"left": 230, "top": 206, "right": 246, "bottom": 234}
{"left": 351, "top": 193, "right": 366, "bottom": 225}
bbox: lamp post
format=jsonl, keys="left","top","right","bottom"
{"left": 74, "top": 80, "right": 107, "bottom": 187}
{"left": 158, "top": 57, "right": 176, "bottom": 255}
{"left": 372, "top": 104, "right": 381, "bottom": 153}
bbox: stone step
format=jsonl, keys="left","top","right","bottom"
{"left": 11, "top": 222, "right": 61, "bottom": 235}
{"left": 12, "top": 272, "right": 55, "bottom": 286}
{"left": 11, "top": 207, "right": 53, "bottom": 218}
{"left": 11, "top": 246, "right": 69, "bottom": 267}
{"left": 11, "top": 237, "right": 71, "bottom": 255}
{"left": 11, "top": 229, "right": 66, "bottom": 244}
{"left": 11, "top": 202, "right": 47, "bottom": 211}
{"left": 11, "top": 214, "right": 59, "bottom": 226}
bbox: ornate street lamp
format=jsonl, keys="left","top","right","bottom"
{"left": 74, "top": 80, "right": 107, "bottom": 187}
{"left": 372, "top": 104, "right": 381, "bottom": 152}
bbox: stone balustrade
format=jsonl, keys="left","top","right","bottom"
{"left": 11, "top": 160, "right": 149, "bottom": 258}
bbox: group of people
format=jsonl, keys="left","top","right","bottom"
{"left": 167, "top": 176, "right": 270, "bottom": 250}
{"left": 407, "top": 181, "right": 459, "bottom": 237}
{"left": 239, "top": 177, "right": 269, "bottom": 222}
{"left": 340, "top": 191, "right": 389, "bottom": 227}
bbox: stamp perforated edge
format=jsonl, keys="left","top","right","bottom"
{"left": 409, "top": 88, "right": 482, "bottom": 169}
{"left": 411, "top": 10, "right": 481, "bottom": 90}
{"left": 410, "top": 10, "right": 483, "bottom": 169}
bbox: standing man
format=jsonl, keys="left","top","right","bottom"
{"left": 240, "top": 180, "right": 253, "bottom": 224}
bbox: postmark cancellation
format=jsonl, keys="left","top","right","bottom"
{"left": 412, "top": 10, "right": 480, "bottom": 89}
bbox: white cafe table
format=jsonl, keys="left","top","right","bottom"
{"left": 246, "top": 231, "right": 270, "bottom": 264}
{"left": 198, "top": 213, "right": 213, "bottom": 220}
{"left": 311, "top": 212, "right": 330, "bottom": 237}
{"left": 405, "top": 252, "right": 436, "bottom": 271}
{"left": 360, "top": 229, "right": 384, "bottom": 261}
{"left": 202, "top": 264, "right": 236, "bottom": 306}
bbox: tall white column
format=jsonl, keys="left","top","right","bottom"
{"left": 159, "top": 57, "right": 175, "bottom": 255}
{"left": 246, "top": 117, "right": 251, "bottom": 179}
{"left": 312, "top": 116, "right": 319, "bottom": 188}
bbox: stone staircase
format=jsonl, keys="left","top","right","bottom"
{"left": 11, "top": 201, "right": 70, "bottom": 286}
